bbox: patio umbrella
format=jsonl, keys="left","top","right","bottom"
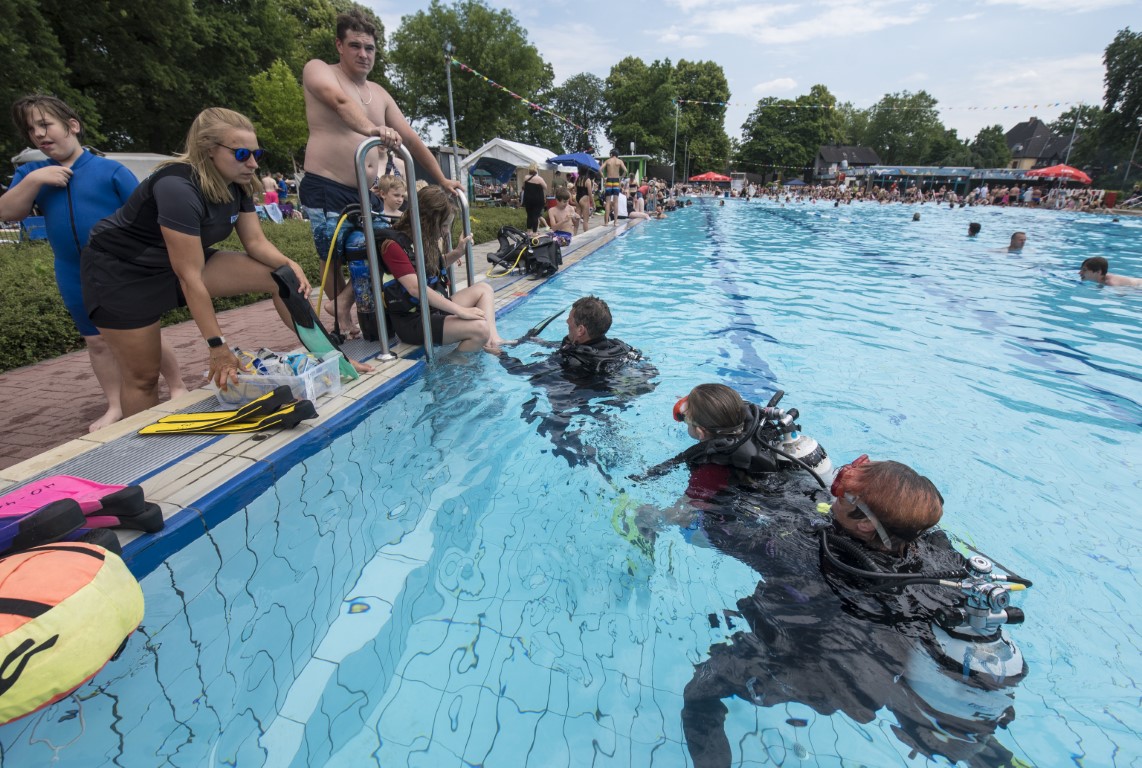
{"left": 547, "top": 152, "right": 600, "bottom": 173}
{"left": 689, "top": 171, "right": 731, "bottom": 182}
{"left": 1024, "top": 164, "right": 1091, "bottom": 185}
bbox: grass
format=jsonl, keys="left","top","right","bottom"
{"left": 0, "top": 206, "right": 529, "bottom": 372}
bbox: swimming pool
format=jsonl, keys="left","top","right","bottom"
{"left": 2, "top": 199, "right": 1139, "bottom": 766}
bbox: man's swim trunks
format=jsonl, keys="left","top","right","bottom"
{"left": 299, "top": 171, "right": 381, "bottom": 261}
{"left": 605, "top": 178, "right": 621, "bottom": 197}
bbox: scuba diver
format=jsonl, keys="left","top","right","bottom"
{"left": 500, "top": 296, "right": 658, "bottom": 471}
{"left": 633, "top": 385, "right": 1031, "bottom": 767}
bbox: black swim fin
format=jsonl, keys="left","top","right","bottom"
{"left": 139, "top": 386, "right": 296, "bottom": 434}
{"left": 271, "top": 266, "right": 359, "bottom": 380}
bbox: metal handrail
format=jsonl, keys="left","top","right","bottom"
{"left": 353, "top": 141, "right": 434, "bottom": 361}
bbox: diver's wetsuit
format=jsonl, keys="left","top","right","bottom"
{"left": 500, "top": 335, "right": 657, "bottom": 470}
{"left": 680, "top": 482, "right": 1020, "bottom": 768}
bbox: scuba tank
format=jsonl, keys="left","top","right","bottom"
{"left": 342, "top": 216, "right": 380, "bottom": 342}
{"left": 756, "top": 390, "right": 834, "bottom": 486}
{"left": 819, "top": 528, "right": 1029, "bottom": 708}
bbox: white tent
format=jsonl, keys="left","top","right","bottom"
{"left": 459, "top": 138, "right": 576, "bottom": 194}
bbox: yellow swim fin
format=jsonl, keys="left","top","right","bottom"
{"left": 138, "top": 387, "right": 304, "bottom": 435}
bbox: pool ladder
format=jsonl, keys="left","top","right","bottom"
{"left": 353, "top": 139, "right": 476, "bottom": 363}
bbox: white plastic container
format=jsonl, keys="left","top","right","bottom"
{"left": 210, "top": 352, "right": 343, "bottom": 406}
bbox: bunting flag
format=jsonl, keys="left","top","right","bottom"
{"left": 675, "top": 98, "right": 1082, "bottom": 111}
{"left": 450, "top": 57, "right": 595, "bottom": 148}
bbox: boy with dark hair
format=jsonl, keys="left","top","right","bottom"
{"left": 1080, "top": 256, "right": 1142, "bottom": 287}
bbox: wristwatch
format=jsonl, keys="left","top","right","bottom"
{"left": 206, "top": 336, "right": 226, "bottom": 348}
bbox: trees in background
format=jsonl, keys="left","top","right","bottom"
{"left": 3, "top": 8, "right": 1137, "bottom": 187}
{"left": 388, "top": 0, "right": 552, "bottom": 149}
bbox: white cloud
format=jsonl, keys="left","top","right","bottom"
{"left": 674, "top": 0, "right": 933, "bottom": 46}
{"left": 753, "top": 77, "right": 798, "bottom": 94}
{"left": 655, "top": 27, "right": 707, "bottom": 47}
{"left": 984, "top": 0, "right": 1131, "bottom": 11}
{"left": 948, "top": 12, "right": 982, "bottom": 21}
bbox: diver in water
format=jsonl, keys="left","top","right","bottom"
{"left": 501, "top": 295, "right": 657, "bottom": 470}
{"left": 636, "top": 385, "right": 1028, "bottom": 767}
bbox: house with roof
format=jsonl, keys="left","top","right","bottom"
{"left": 1005, "top": 118, "right": 1073, "bottom": 170}
{"left": 813, "top": 145, "right": 881, "bottom": 181}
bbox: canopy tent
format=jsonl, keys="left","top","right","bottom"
{"left": 460, "top": 138, "right": 575, "bottom": 184}
{"left": 689, "top": 171, "right": 731, "bottom": 182}
{"left": 1025, "top": 164, "right": 1091, "bottom": 185}
{"left": 784, "top": 178, "right": 807, "bottom": 187}
{"left": 547, "top": 152, "right": 600, "bottom": 173}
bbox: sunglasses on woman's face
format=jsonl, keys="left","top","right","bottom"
{"left": 216, "top": 143, "right": 265, "bottom": 162}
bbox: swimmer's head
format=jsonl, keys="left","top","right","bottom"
{"left": 831, "top": 457, "right": 943, "bottom": 546}
{"left": 568, "top": 295, "right": 611, "bottom": 342}
{"left": 968, "top": 222, "right": 981, "bottom": 236}
{"left": 1080, "top": 256, "right": 1108, "bottom": 281}
{"left": 677, "top": 384, "right": 744, "bottom": 439}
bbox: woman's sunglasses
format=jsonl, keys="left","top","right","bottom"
{"left": 216, "top": 143, "right": 265, "bottom": 162}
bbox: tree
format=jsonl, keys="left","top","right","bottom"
{"left": 0, "top": 0, "right": 98, "bottom": 162}
{"left": 389, "top": 0, "right": 552, "bottom": 148}
{"left": 1103, "top": 28, "right": 1142, "bottom": 138}
{"left": 737, "top": 85, "right": 841, "bottom": 179}
{"left": 968, "top": 125, "right": 1012, "bottom": 169}
{"left": 547, "top": 73, "right": 609, "bottom": 154}
{"left": 674, "top": 60, "right": 731, "bottom": 171}
{"left": 836, "top": 102, "right": 870, "bottom": 147}
{"left": 863, "top": 91, "right": 946, "bottom": 165}
{"left": 250, "top": 60, "right": 309, "bottom": 170}
{"left": 603, "top": 57, "right": 675, "bottom": 159}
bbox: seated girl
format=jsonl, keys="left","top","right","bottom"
{"left": 379, "top": 185, "right": 505, "bottom": 353}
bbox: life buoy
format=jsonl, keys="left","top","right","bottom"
{"left": 0, "top": 543, "right": 144, "bottom": 725}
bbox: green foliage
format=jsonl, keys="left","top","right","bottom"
{"left": 1103, "top": 28, "right": 1142, "bottom": 138}
{"left": 864, "top": 91, "right": 946, "bottom": 165}
{"left": 675, "top": 61, "right": 731, "bottom": 170}
{"left": 968, "top": 125, "right": 1012, "bottom": 168}
{"left": 546, "top": 73, "right": 609, "bottom": 154}
{"left": 836, "top": 102, "right": 871, "bottom": 147}
{"left": 389, "top": 0, "right": 552, "bottom": 148}
{"left": 251, "top": 60, "right": 309, "bottom": 171}
{"left": 604, "top": 57, "right": 676, "bottom": 159}
{"left": 738, "top": 85, "right": 841, "bottom": 178}
{"left": 0, "top": 0, "right": 101, "bottom": 162}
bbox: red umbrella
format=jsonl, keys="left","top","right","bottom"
{"left": 1024, "top": 164, "right": 1091, "bottom": 184}
{"left": 689, "top": 171, "right": 731, "bottom": 182}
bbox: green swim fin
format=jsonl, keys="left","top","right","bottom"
{"left": 138, "top": 399, "right": 317, "bottom": 435}
{"left": 271, "top": 266, "right": 359, "bottom": 381}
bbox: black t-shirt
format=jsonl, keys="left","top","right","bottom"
{"left": 89, "top": 163, "right": 253, "bottom": 270}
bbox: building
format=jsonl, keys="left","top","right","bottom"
{"left": 813, "top": 145, "right": 881, "bottom": 181}
{"left": 1005, "top": 118, "right": 1072, "bottom": 170}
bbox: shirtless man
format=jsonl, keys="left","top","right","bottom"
{"left": 1079, "top": 256, "right": 1142, "bottom": 287}
{"left": 546, "top": 188, "right": 580, "bottom": 246}
{"left": 301, "top": 9, "right": 460, "bottom": 336}
{"left": 600, "top": 150, "right": 627, "bottom": 227}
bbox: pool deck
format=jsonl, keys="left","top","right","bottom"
{"left": 0, "top": 219, "right": 637, "bottom": 572}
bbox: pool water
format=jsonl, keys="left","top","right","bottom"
{"left": 2, "top": 199, "right": 1139, "bottom": 766}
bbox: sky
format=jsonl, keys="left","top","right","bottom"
{"left": 367, "top": 0, "right": 1142, "bottom": 151}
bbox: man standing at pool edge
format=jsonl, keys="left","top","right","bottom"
{"left": 601, "top": 150, "right": 627, "bottom": 227}
{"left": 301, "top": 9, "right": 461, "bottom": 335}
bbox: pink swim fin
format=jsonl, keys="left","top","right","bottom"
{"left": 0, "top": 475, "right": 164, "bottom": 533}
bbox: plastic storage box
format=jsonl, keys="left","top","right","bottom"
{"left": 211, "top": 352, "right": 343, "bottom": 406}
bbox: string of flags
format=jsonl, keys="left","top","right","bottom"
{"left": 675, "top": 98, "right": 1082, "bottom": 111}
{"left": 450, "top": 57, "right": 595, "bottom": 146}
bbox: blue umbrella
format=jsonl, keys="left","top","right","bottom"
{"left": 548, "top": 152, "right": 600, "bottom": 173}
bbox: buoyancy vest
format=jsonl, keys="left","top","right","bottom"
{"left": 558, "top": 336, "right": 641, "bottom": 376}
{"left": 378, "top": 229, "right": 450, "bottom": 315}
{"left": 680, "top": 403, "right": 783, "bottom": 474}
{"left": 0, "top": 542, "right": 144, "bottom": 725}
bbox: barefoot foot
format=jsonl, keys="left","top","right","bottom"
{"left": 89, "top": 407, "right": 123, "bottom": 433}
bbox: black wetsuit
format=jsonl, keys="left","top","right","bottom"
{"left": 501, "top": 335, "right": 657, "bottom": 472}
{"left": 680, "top": 481, "right": 1021, "bottom": 768}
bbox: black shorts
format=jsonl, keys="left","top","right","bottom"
{"left": 389, "top": 310, "right": 446, "bottom": 346}
{"left": 83, "top": 245, "right": 219, "bottom": 330}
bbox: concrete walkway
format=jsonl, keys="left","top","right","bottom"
{"left": 0, "top": 221, "right": 627, "bottom": 472}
